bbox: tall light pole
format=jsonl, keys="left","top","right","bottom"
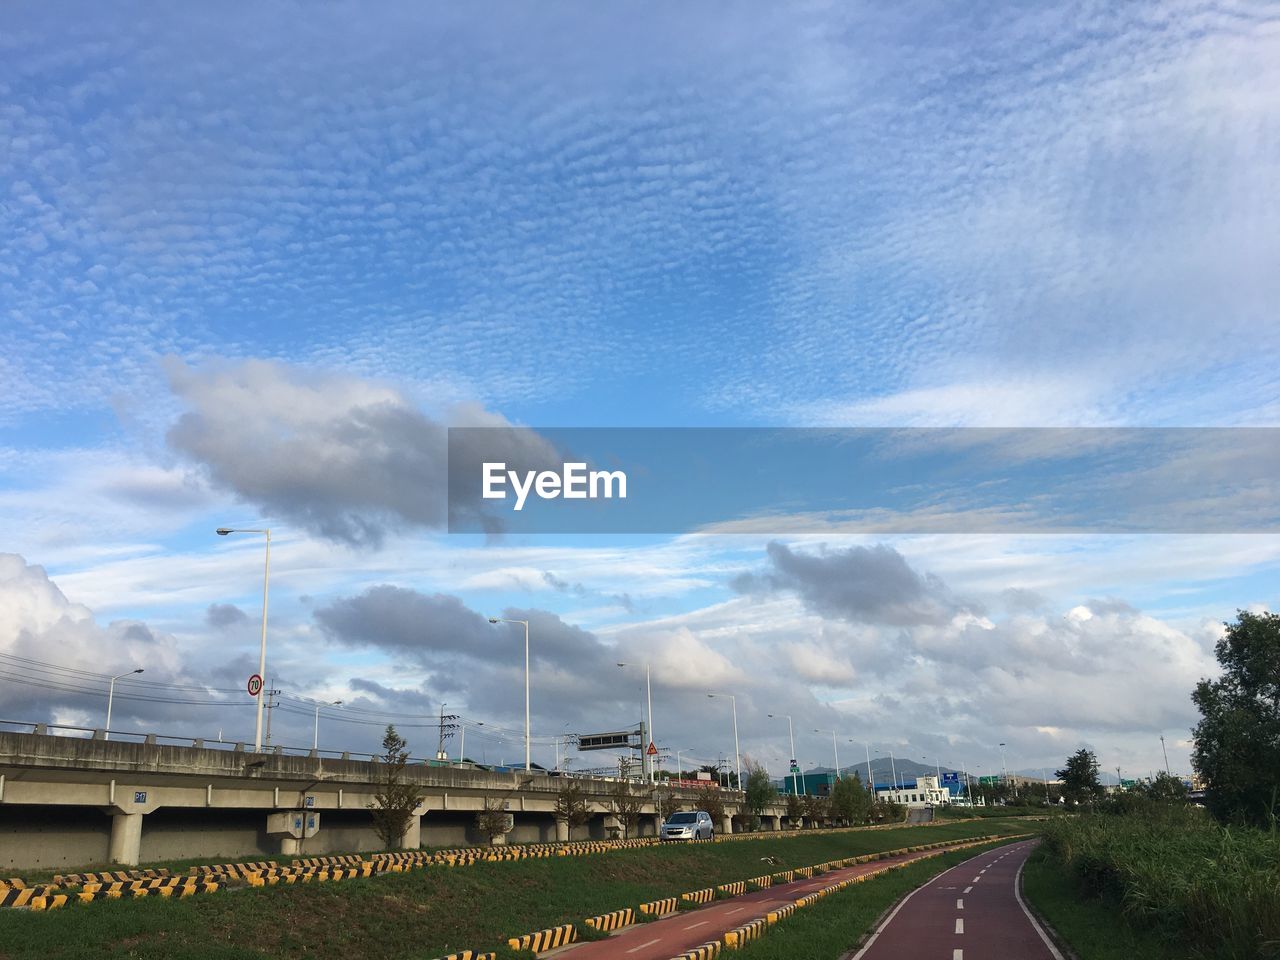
{"left": 768, "top": 713, "right": 801, "bottom": 796}
{"left": 217, "top": 526, "right": 271, "bottom": 752}
{"left": 998, "top": 741, "right": 1008, "bottom": 787}
{"left": 618, "top": 662, "right": 655, "bottom": 783}
{"left": 888, "top": 748, "right": 898, "bottom": 791}
{"left": 313, "top": 700, "right": 342, "bottom": 751}
{"left": 859, "top": 741, "right": 873, "bottom": 788}
{"left": 488, "top": 617, "right": 530, "bottom": 772}
{"left": 1160, "top": 734, "right": 1171, "bottom": 777}
{"left": 708, "top": 693, "right": 741, "bottom": 790}
{"left": 105, "top": 668, "right": 144, "bottom": 740}
{"left": 675, "top": 748, "right": 691, "bottom": 780}
{"left": 814, "top": 728, "right": 840, "bottom": 779}
{"left": 461, "top": 721, "right": 482, "bottom": 763}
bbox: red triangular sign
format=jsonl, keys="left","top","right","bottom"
{"left": 646, "top": 741, "right": 658, "bottom": 756}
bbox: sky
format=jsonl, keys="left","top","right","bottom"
{"left": 1, "top": 1, "right": 1278, "bottom": 784}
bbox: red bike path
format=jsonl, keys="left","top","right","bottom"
{"left": 853, "top": 838, "right": 1063, "bottom": 960}
{"left": 563, "top": 839, "right": 1035, "bottom": 960}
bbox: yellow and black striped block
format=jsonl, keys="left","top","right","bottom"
{"left": 766, "top": 903, "right": 796, "bottom": 924}
{"left": 1, "top": 886, "right": 62, "bottom": 908}
{"left": 722, "top": 917, "right": 766, "bottom": 947}
{"left": 771, "top": 870, "right": 794, "bottom": 884}
{"left": 672, "top": 941, "right": 721, "bottom": 960}
{"left": 680, "top": 887, "right": 715, "bottom": 905}
{"left": 507, "top": 922, "right": 578, "bottom": 952}
{"left": 584, "top": 907, "right": 634, "bottom": 932}
{"left": 715, "top": 880, "right": 746, "bottom": 898}
{"left": 747, "top": 875, "right": 772, "bottom": 890}
{"left": 429, "top": 952, "right": 496, "bottom": 960}
{"left": 639, "top": 896, "right": 678, "bottom": 916}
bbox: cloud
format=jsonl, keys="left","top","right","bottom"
{"left": 732, "top": 541, "right": 977, "bottom": 627}
{"left": 205, "top": 602, "right": 249, "bottom": 628}
{"left": 164, "top": 358, "right": 558, "bottom": 546}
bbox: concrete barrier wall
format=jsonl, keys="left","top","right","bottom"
{"left": 0, "top": 805, "right": 110, "bottom": 870}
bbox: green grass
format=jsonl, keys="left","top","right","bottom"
{"left": 720, "top": 837, "right": 1024, "bottom": 959}
{"left": 1041, "top": 806, "right": 1280, "bottom": 959}
{"left": 0, "top": 820, "right": 1030, "bottom": 960}
{"left": 1021, "top": 845, "right": 1191, "bottom": 960}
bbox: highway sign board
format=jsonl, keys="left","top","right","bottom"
{"left": 246, "top": 674, "right": 263, "bottom": 697}
{"left": 578, "top": 731, "right": 634, "bottom": 751}
{"left": 941, "top": 771, "right": 960, "bottom": 783}
{"left": 978, "top": 775, "right": 1000, "bottom": 785}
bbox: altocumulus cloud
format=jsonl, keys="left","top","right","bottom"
{"left": 164, "top": 358, "right": 559, "bottom": 547}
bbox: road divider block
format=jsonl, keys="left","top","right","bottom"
{"left": 680, "top": 887, "right": 715, "bottom": 905}
{"left": 429, "top": 952, "right": 496, "bottom": 960}
{"left": 715, "top": 880, "right": 746, "bottom": 898}
{"left": 765, "top": 903, "right": 796, "bottom": 924}
{"left": 746, "top": 874, "right": 772, "bottom": 890}
{"left": 639, "top": 896, "right": 678, "bottom": 917}
{"left": 770, "top": 870, "right": 794, "bottom": 884}
{"left": 670, "top": 941, "right": 721, "bottom": 959}
{"left": 722, "top": 917, "right": 767, "bottom": 948}
{"left": 584, "top": 906, "right": 634, "bottom": 932}
{"left": 507, "top": 922, "right": 578, "bottom": 953}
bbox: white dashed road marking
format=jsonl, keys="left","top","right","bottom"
{"left": 956, "top": 918, "right": 965, "bottom": 934}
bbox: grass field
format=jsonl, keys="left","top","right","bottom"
{"left": 1021, "top": 844, "right": 1191, "bottom": 960}
{"left": 0, "top": 819, "right": 1031, "bottom": 960}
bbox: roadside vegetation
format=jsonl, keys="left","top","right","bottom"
{"left": 0, "top": 819, "right": 1030, "bottom": 960}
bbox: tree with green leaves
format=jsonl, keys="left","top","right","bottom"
{"left": 742, "top": 758, "right": 777, "bottom": 818}
{"left": 802, "top": 793, "right": 829, "bottom": 826}
{"left": 555, "top": 779, "right": 591, "bottom": 839}
{"left": 829, "top": 773, "right": 873, "bottom": 825}
{"left": 369, "top": 725, "right": 424, "bottom": 848}
{"left": 1056, "top": 748, "right": 1104, "bottom": 808}
{"left": 785, "top": 791, "right": 803, "bottom": 825}
{"left": 656, "top": 788, "right": 683, "bottom": 823}
{"left": 1192, "top": 609, "right": 1280, "bottom": 827}
{"left": 476, "top": 795, "right": 512, "bottom": 845}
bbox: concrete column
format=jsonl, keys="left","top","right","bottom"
{"left": 108, "top": 811, "right": 144, "bottom": 865}
{"left": 400, "top": 813, "right": 422, "bottom": 849}
{"left": 771, "top": 815, "right": 782, "bottom": 831}
{"left": 719, "top": 815, "right": 733, "bottom": 835}
{"left": 555, "top": 819, "right": 569, "bottom": 842}
{"left": 279, "top": 837, "right": 302, "bottom": 856}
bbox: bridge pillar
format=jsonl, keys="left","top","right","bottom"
{"left": 399, "top": 813, "right": 422, "bottom": 849}
{"left": 554, "top": 819, "right": 569, "bottom": 842}
{"left": 719, "top": 814, "right": 733, "bottom": 835}
{"left": 279, "top": 837, "right": 303, "bottom": 856}
{"left": 108, "top": 811, "right": 144, "bottom": 865}
{"left": 770, "top": 815, "right": 782, "bottom": 831}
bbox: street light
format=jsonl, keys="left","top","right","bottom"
{"left": 675, "top": 748, "right": 692, "bottom": 781}
{"left": 768, "top": 713, "right": 801, "bottom": 796}
{"left": 707, "top": 693, "right": 741, "bottom": 791}
{"left": 814, "top": 728, "right": 840, "bottom": 779}
{"left": 850, "top": 740, "right": 874, "bottom": 791}
{"left": 313, "top": 700, "right": 342, "bottom": 751}
{"left": 105, "top": 669, "right": 144, "bottom": 740}
{"left": 461, "top": 721, "right": 483, "bottom": 763}
{"left": 488, "top": 617, "right": 531, "bottom": 772}
{"left": 618, "top": 661, "right": 655, "bottom": 783}
{"left": 216, "top": 526, "right": 271, "bottom": 752}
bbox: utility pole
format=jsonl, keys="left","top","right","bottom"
{"left": 1160, "top": 735, "right": 1171, "bottom": 777}
{"left": 262, "top": 679, "right": 281, "bottom": 747}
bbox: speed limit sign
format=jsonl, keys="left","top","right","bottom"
{"left": 246, "top": 674, "right": 263, "bottom": 697}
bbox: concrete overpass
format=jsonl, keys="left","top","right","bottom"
{"left": 0, "top": 728, "right": 790, "bottom": 871}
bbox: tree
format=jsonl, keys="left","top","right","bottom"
{"left": 785, "top": 791, "right": 803, "bottom": 825}
{"left": 476, "top": 796, "right": 512, "bottom": 845}
{"left": 555, "top": 780, "right": 591, "bottom": 839}
{"left": 1192, "top": 609, "right": 1280, "bottom": 827}
{"left": 872, "top": 797, "right": 904, "bottom": 822}
{"left": 692, "top": 784, "right": 725, "bottom": 830}
{"left": 829, "top": 773, "right": 873, "bottom": 825}
{"left": 1056, "top": 748, "right": 1104, "bottom": 808}
{"left": 369, "top": 725, "right": 424, "bottom": 848}
{"left": 802, "top": 793, "right": 829, "bottom": 826}
{"left": 656, "top": 788, "right": 683, "bottom": 822}
{"left": 609, "top": 778, "right": 644, "bottom": 838}
{"left": 743, "top": 758, "right": 777, "bottom": 819}
{"left": 1141, "top": 771, "right": 1189, "bottom": 805}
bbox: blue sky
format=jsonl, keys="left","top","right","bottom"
{"left": 1, "top": 1, "right": 1278, "bottom": 782}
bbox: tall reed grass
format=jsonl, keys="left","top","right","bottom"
{"left": 1042, "top": 805, "right": 1280, "bottom": 958}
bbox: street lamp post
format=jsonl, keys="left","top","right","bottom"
{"left": 768, "top": 713, "right": 801, "bottom": 796}
{"left": 216, "top": 526, "right": 271, "bottom": 752}
{"left": 461, "top": 722, "right": 483, "bottom": 763}
{"left": 313, "top": 700, "right": 342, "bottom": 751}
{"left": 488, "top": 617, "right": 530, "bottom": 772}
{"left": 814, "top": 728, "right": 840, "bottom": 779}
{"left": 707, "top": 693, "right": 741, "bottom": 790}
{"left": 618, "top": 662, "right": 656, "bottom": 783}
{"left": 105, "top": 669, "right": 144, "bottom": 740}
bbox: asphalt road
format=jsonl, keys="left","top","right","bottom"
{"left": 562, "top": 844, "right": 978, "bottom": 960}
{"left": 853, "top": 838, "right": 1063, "bottom": 960}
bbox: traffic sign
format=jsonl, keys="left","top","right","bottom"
{"left": 978, "top": 775, "right": 1000, "bottom": 785}
{"left": 646, "top": 741, "right": 658, "bottom": 756}
{"left": 247, "top": 674, "right": 263, "bottom": 697}
{"left": 789, "top": 763, "right": 800, "bottom": 774}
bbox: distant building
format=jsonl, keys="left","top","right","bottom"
{"left": 875, "top": 774, "right": 950, "bottom": 807}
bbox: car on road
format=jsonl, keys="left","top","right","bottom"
{"left": 660, "top": 810, "right": 714, "bottom": 841}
